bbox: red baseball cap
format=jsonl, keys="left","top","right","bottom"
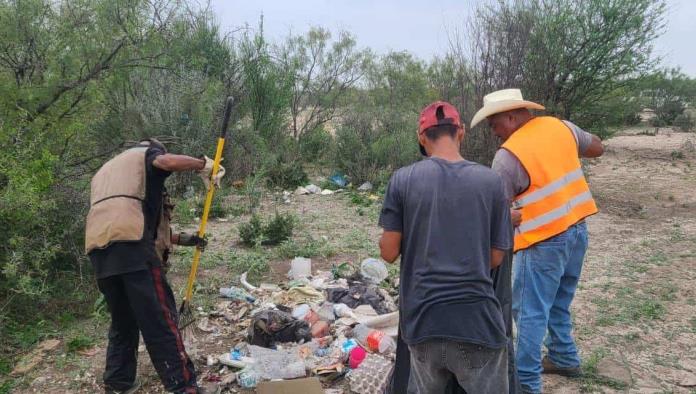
{"left": 417, "top": 101, "right": 462, "bottom": 155}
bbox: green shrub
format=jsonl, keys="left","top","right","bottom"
{"left": 673, "top": 113, "right": 695, "bottom": 132}
{"left": 266, "top": 159, "right": 308, "bottom": 190}
{"left": 239, "top": 214, "right": 264, "bottom": 246}
{"left": 299, "top": 127, "right": 334, "bottom": 162}
{"left": 263, "top": 212, "right": 295, "bottom": 245}
{"left": 238, "top": 212, "right": 295, "bottom": 246}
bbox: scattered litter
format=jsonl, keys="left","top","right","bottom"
{"left": 288, "top": 257, "right": 312, "bottom": 280}
{"left": 348, "top": 353, "right": 393, "bottom": 394}
{"left": 249, "top": 345, "right": 307, "bottom": 380}
{"left": 207, "top": 355, "right": 216, "bottom": 366}
{"left": 360, "top": 258, "right": 388, "bottom": 284}
{"left": 259, "top": 283, "right": 281, "bottom": 292}
{"left": 248, "top": 309, "right": 311, "bottom": 347}
{"left": 240, "top": 272, "right": 257, "bottom": 291}
{"left": 352, "top": 324, "right": 396, "bottom": 354}
{"left": 321, "top": 189, "right": 335, "bottom": 195}
{"left": 305, "top": 184, "right": 322, "bottom": 194}
{"left": 219, "top": 286, "right": 256, "bottom": 303}
{"left": 237, "top": 366, "right": 260, "bottom": 388}
{"left": 317, "top": 302, "right": 336, "bottom": 322}
{"left": 218, "top": 352, "right": 253, "bottom": 368}
{"left": 311, "top": 320, "right": 330, "bottom": 338}
{"left": 283, "top": 190, "right": 292, "bottom": 203}
{"left": 197, "top": 317, "right": 217, "bottom": 333}
{"left": 349, "top": 346, "right": 368, "bottom": 368}
{"left": 334, "top": 303, "right": 356, "bottom": 319}
{"left": 285, "top": 285, "right": 324, "bottom": 304}
{"left": 357, "top": 182, "right": 373, "bottom": 191}
{"left": 330, "top": 173, "right": 348, "bottom": 188}
{"left": 295, "top": 186, "right": 310, "bottom": 195}
{"left": 326, "top": 283, "right": 391, "bottom": 314}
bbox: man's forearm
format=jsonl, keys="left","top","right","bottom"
{"left": 153, "top": 154, "right": 205, "bottom": 172}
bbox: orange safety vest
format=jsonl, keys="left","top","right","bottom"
{"left": 502, "top": 116, "right": 598, "bottom": 252}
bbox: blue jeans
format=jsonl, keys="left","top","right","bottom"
{"left": 512, "top": 222, "right": 588, "bottom": 393}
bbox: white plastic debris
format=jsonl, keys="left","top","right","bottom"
{"left": 320, "top": 189, "right": 334, "bottom": 195}
{"left": 295, "top": 186, "right": 310, "bottom": 195}
{"left": 288, "top": 257, "right": 312, "bottom": 280}
{"left": 240, "top": 272, "right": 257, "bottom": 291}
{"left": 305, "top": 184, "right": 322, "bottom": 194}
{"left": 357, "top": 182, "right": 373, "bottom": 191}
{"left": 360, "top": 258, "right": 388, "bottom": 284}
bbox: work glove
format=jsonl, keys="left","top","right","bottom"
{"left": 178, "top": 232, "right": 208, "bottom": 250}
{"left": 198, "top": 155, "right": 226, "bottom": 189}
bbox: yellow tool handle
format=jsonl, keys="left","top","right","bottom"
{"left": 182, "top": 138, "right": 225, "bottom": 302}
{"left": 181, "top": 96, "right": 233, "bottom": 304}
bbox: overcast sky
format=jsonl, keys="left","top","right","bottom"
{"left": 209, "top": 0, "right": 696, "bottom": 76}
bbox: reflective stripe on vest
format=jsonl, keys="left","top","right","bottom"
{"left": 502, "top": 116, "right": 598, "bottom": 252}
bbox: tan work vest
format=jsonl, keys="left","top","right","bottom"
{"left": 85, "top": 147, "right": 148, "bottom": 254}
{"left": 502, "top": 116, "right": 598, "bottom": 252}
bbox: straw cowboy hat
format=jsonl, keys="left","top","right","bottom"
{"left": 470, "top": 89, "right": 545, "bottom": 128}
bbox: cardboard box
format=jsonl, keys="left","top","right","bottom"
{"left": 256, "top": 377, "right": 323, "bottom": 394}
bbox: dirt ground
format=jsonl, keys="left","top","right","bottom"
{"left": 9, "top": 127, "right": 696, "bottom": 393}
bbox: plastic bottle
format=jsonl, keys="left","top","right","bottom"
{"left": 352, "top": 324, "right": 396, "bottom": 354}
{"left": 219, "top": 286, "right": 256, "bottom": 303}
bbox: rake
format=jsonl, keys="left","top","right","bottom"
{"left": 179, "top": 96, "right": 234, "bottom": 331}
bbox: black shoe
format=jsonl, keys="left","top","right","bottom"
{"left": 105, "top": 378, "right": 141, "bottom": 394}
{"left": 542, "top": 355, "right": 583, "bottom": 377}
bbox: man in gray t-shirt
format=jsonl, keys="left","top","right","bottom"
{"left": 379, "top": 101, "right": 511, "bottom": 393}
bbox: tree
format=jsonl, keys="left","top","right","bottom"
{"left": 278, "top": 27, "right": 369, "bottom": 139}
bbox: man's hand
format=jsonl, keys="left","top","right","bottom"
{"left": 511, "top": 209, "right": 522, "bottom": 227}
{"left": 198, "top": 155, "right": 226, "bottom": 189}
{"left": 177, "top": 233, "right": 208, "bottom": 249}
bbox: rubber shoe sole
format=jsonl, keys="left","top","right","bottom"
{"left": 542, "top": 356, "right": 582, "bottom": 377}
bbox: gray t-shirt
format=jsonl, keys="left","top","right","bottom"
{"left": 492, "top": 120, "right": 593, "bottom": 201}
{"left": 379, "top": 157, "right": 512, "bottom": 348}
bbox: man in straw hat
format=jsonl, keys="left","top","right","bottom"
{"left": 471, "top": 89, "right": 604, "bottom": 394}
{"left": 379, "top": 101, "right": 512, "bottom": 393}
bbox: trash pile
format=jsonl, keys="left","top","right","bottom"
{"left": 194, "top": 256, "right": 399, "bottom": 393}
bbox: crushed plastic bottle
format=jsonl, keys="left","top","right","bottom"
{"left": 219, "top": 286, "right": 256, "bottom": 303}
{"left": 352, "top": 324, "right": 396, "bottom": 354}
{"left": 237, "top": 366, "right": 260, "bottom": 388}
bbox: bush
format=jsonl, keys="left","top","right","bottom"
{"left": 263, "top": 212, "right": 295, "bottom": 245}
{"left": 299, "top": 127, "right": 334, "bottom": 163}
{"left": 673, "top": 113, "right": 695, "bottom": 132}
{"left": 239, "top": 214, "right": 264, "bottom": 246}
{"left": 239, "top": 212, "right": 295, "bottom": 246}
{"left": 266, "top": 159, "right": 308, "bottom": 190}
{"left": 653, "top": 99, "right": 685, "bottom": 127}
